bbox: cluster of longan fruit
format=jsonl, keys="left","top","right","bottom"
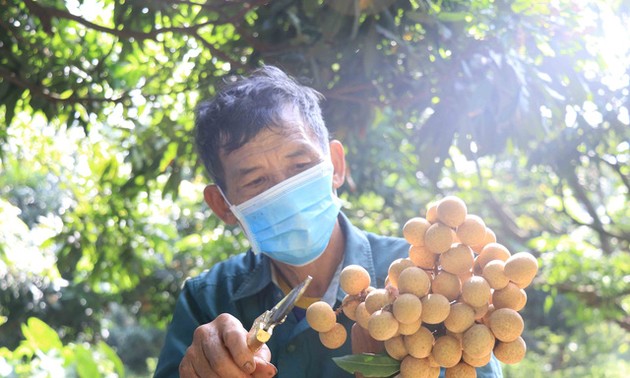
{"left": 306, "top": 196, "right": 539, "bottom": 378}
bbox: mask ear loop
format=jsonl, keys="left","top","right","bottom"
{"left": 215, "top": 184, "right": 261, "bottom": 254}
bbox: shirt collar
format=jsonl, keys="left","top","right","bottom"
{"left": 231, "top": 211, "right": 375, "bottom": 303}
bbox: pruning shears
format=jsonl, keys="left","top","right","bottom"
{"left": 247, "top": 275, "right": 313, "bottom": 352}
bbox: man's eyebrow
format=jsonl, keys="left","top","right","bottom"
{"left": 236, "top": 165, "right": 261, "bottom": 178}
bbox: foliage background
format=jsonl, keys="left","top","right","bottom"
{"left": 1, "top": 0, "right": 629, "bottom": 376}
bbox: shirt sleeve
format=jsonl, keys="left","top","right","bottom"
{"left": 153, "top": 280, "right": 207, "bottom": 378}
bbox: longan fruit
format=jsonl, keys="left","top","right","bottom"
{"left": 409, "top": 245, "right": 438, "bottom": 270}
{"left": 426, "top": 204, "right": 438, "bottom": 224}
{"left": 388, "top": 258, "right": 416, "bottom": 288}
{"left": 432, "top": 335, "right": 462, "bottom": 368}
{"left": 365, "top": 288, "right": 394, "bottom": 314}
{"left": 393, "top": 293, "right": 423, "bottom": 325}
{"left": 471, "top": 228, "right": 497, "bottom": 253}
{"left": 462, "top": 324, "right": 495, "bottom": 358}
{"left": 306, "top": 301, "right": 336, "bottom": 332}
{"left": 431, "top": 271, "right": 462, "bottom": 302}
{"left": 494, "top": 336, "right": 526, "bottom": 364}
{"left": 398, "top": 319, "right": 422, "bottom": 336}
{"left": 461, "top": 276, "right": 491, "bottom": 308}
{"left": 341, "top": 294, "right": 360, "bottom": 321}
{"left": 355, "top": 302, "right": 371, "bottom": 330}
{"left": 481, "top": 260, "right": 510, "bottom": 290}
{"left": 398, "top": 267, "right": 431, "bottom": 297}
{"left": 481, "top": 304, "right": 496, "bottom": 326}
{"left": 462, "top": 351, "right": 492, "bottom": 367}
{"left": 472, "top": 303, "right": 489, "bottom": 321}
{"left": 492, "top": 282, "right": 523, "bottom": 310}
{"left": 445, "top": 361, "right": 477, "bottom": 378}
{"left": 319, "top": 322, "right": 347, "bottom": 349}
{"left": 431, "top": 270, "right": 462, "bottom": 301}
{"left": 514, "top": 289, "right": 528, "bottom": 311}
{"left": 437, "top": 196, "right": 468, "bottom": 228}
{"left": 421, "top": 294, "right": 451, "bottom": 324}
{"left": 440, "top": 244, "right": 475, "bottom": 275}
{"left": 488, "top": 308, "right": 524, "bottom": 342}
{"left": 425, "top": 223, "right": 455, "bottom": 254}
{"left": 476, "top": 243, "right": 511, "bottom": 270}
{"left": 457, "top": 269, "right": 473, "bottom": 285}
{"left": 404, "top": 326, "right": 435, "bottom": 359}
{"left": 368, "top": 310, "right": 399, "bottom": 341}
{"left": 504, "top": 252, "right": 539, "bottom": 288}
{"left": 444, "top": 302, "right": 476, "bottom": 334}
{"left": 400, "top": 356, "right": 440, "bottom": 378}
{"left": 384, "top": 335, "right": 408, "bottom": 360}
{"left": 340, "top": 264, "right": 371, "bottom": 295}
{"left": 470, "top": 227, "right": 497, "bottom": 253}
{"left": 456, "top": 214, "right": 486, "bottom": 247}
{"left": 403, "top": 217, "right": 432, "bottom": 246}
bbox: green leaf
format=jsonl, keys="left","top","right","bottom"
{"left": 74, "top": 344, "right": 101, "bottom": 378}
{"left": 21, "top": 317, "right": 63, "bottom": 352}
{"left": 97, "top": 341, "right": 125, "bottom": 377}
{"left": 332, "top": 353, "right": 400, "bottom": 377}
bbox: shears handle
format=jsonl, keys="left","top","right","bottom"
{"left": 247, "top": 311, "right": 272, "bottom": 352}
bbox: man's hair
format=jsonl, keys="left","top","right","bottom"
{"left": 195, "top": 65, "right": 329, "bottom": 189}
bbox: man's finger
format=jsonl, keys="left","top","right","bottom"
{"left": 222, "top": 326, "right": 256, "bottom": 374}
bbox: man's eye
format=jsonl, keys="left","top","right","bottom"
{"left": 246, "top": 177, "right": 265, "bottom": 187}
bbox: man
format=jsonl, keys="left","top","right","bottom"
{"left": 154, "top": 66, "right": 503, "bottom": 377}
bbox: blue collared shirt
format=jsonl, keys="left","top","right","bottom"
{"left": 154, "top": 213, "right": 503, "bottom": 377}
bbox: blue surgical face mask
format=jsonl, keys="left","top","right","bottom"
{"left": 220, "top": 161, "right": 342, "bottom": 266}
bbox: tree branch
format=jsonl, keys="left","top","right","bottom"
{"left": 0, "top": 66, "right": 128, "bottom": 105}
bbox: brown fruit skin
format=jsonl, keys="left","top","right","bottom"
{"left": 306, "top": 301, "right": 336, "bottom": 333}
{"left": 471, "top": 228, "right": 497, "bottom": 254}
{"left": 404, "top": 326, "right": 435, "bottom": 359}
{"left": 365, "top": 288, "right": 394, "bottom": 314}
{"left": 437, "top": 196, "right": 468, "bottom": 228}
{"left": 341, "top": 295, "right": 360, "bottom": 321}
{"left": 384, "top": 335, "right": 408, "bottom": 360}
{"left": 482, "top": 260, "right": 510, "bottom": 290}
{"left": 400, "top": 356, "right": 440, "bottom": 378}
{"left": 355, "top": 302, "right": 371, "bottom": 330}
{"left": 340, "top": 264, "right": 371, "bottom": 295}
{"left": 398, "top": 319, "right": 422, "bottom": 336}
{"left": 432, "top": 271, "right": 462, "bottom": 302}
{"left": 504, "top": 252, "right": 539, "bottom": 288}
{"left": 488, "top": 308, "right": 524, "bottom": 342}
{"left": 393, "top": 293, "right": 423, "bottom": 325}
{"left": 440, "top": 244, "right": 475, "bottom": 275}
{"left": 426, "top": 204, "right": 438, "bottom": 224}
{"left": 403, "top": 217, "right": 432, "bottom": 246}
{"left": 456, "top": 214, "right": 487, "bottom": 247}
{"left": 492, "top": 282, "right": 524, "bottom": 310}
{"left": 494, "top": 336, "right": 527, "bottom": 364}
{"left": 398, "top": 267, "right": 431, "bottom": 297}
{"left": 432, "top": 335, "right": 463, "bottom": 368}
{"left": 462, "top": 351, "right": 492, "bottom": 367}
{"left": 420, "top": 294, "right": 451, "bottom": 324}
{"left": 444, "top": 302, "right": 476, "bottom": 334}
{"left": 409, "top": 245, "right": 438, "bottom": 269}
{"left": 388, "top": 258, "right": 417, "bottom": 288}
{"left": 368, "top": 310, "right": 399, "bottom": 341}
{"left": 461, "top": 276, "right": 491, "bottom": 308}
{"left": 425, "top": 223, "right": 455, "bottom": 254}
{"left": 477, "top": 243, "right": 511, "bottom": 269}
{"left": 319, "top": 323, "right": 347, "bottom": 349}
{"left": 445, "top": 361, "right": 477, "bottom": 378}
{"left": 462, "top": 324, "right": 495, "bottom": 358}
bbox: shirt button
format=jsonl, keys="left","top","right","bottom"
{"left": 287, "top": 344, "right": 296, "bottom": 353}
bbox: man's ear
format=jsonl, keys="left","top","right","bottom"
{"left": 203, "top": 184, "right": 238, "bottom": 225}
{"left": 329, "top": 140, "right": 346, "bottom": 190}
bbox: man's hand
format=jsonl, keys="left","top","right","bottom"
{"left": 179, "top": 313, "right": 277, "bottom": 377}
{"left": 351, "top": 323, "right": 385, "bottom": 378}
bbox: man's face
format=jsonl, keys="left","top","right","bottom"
{"left": 220, "top": 107, "right": 328, "bottom": 206}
